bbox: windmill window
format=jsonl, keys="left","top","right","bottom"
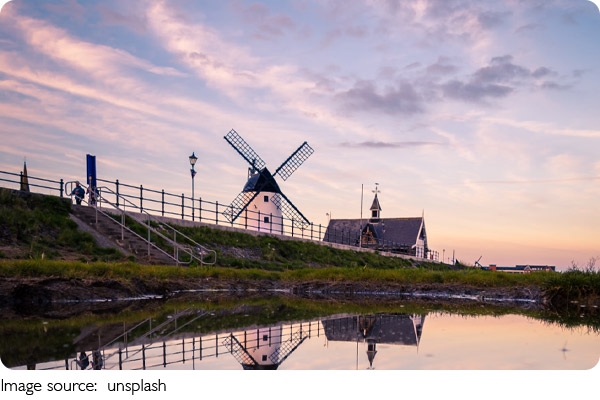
{"left": 263, "top": 334, "right": 269, "bottom": 341}
{"left": 262, "top": 355, "right": 268, "bottom": 362}
{"left": 264, "top": 216, "right": 269, "bottom": 223}
{"left": 372, "top": 210, "right": 377, "bottom": 218}
{"left": 264, "top": 195, "right": 269, "bottom": 202}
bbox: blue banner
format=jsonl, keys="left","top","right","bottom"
{"left": 86, "top": 154, "right": 96, "bottom": 188}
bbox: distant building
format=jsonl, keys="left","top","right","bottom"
{"left": 322, "top": 192, "right": 429, "bottom": 258}
{"left": 484, "top": 264, "right": 556, "bottom": 273}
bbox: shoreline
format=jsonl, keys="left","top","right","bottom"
{"left": 0, "top": 275, "right": 548, "bottom": 310}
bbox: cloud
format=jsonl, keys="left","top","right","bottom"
{"left": 441, "top": 79, "right": 512, "bottom": 102}
{"left": 335, "top": 80, "right": 424, "bottom": 115}
{"left": 425, "top": 57, "right": 458, "bottom": 77}
{"left": 441, "top": 55, "right": 561, "bottom": 103}
{"left": 96, "top": 3, "right": 147, "bottom": 34}
{"left": 484, "top": 117, "right": 600, "bottom": 138}
{"left": 340, "top": 140, "right": 443, "bottom": 149}
{"left": 235, "top": 2, "right": 296, "bottom": 40}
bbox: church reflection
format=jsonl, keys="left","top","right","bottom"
{"left": 322, "top": 314, "right": 426, "bottom": 369}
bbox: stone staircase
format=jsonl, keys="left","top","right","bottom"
{"left": 70, "top": 205, "right": 177, "bottom": 265}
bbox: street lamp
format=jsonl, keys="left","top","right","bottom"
{"left": 189, "top": 152, "right": 198, "bottom": 221}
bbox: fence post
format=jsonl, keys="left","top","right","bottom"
{"left": 181, "top": 193, "right": 184, "bottom": 219}
{"left": 270, "top": 213, "right": 272, "bottom": 233}
{"left": 319, "top": 224, "right": 322, "bottom": 241}
{"left": 116, "top": 179, "right": 120, "bottom": 208}
{"left": 140, "top": 185, "right": 143, "bottom": 212}
{"left": 216, "top": 201, "right": 219, "bottom": 225}
{"left": 310, "top": 223, "right": 313, "bottom": 240}
{"left": 60, "top": 179, "right": 64, "bottom": 198}
{"left": 291, "top": 219, "right": 294, "bottom": 237}
{"left": 199, "top": 197, "right": 202, "bottom": 221}
{"left": 258, "top": 210, "right": 261, "bottom": 231}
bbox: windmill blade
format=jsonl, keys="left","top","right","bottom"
{"left": 224, "top": 129, "right": 266, "bottom": 170}
{"left": 270, "top": 192, "right": 310, "bottom": 229}
{"left": 273, "top": 141, "right": 314, "bottom": 181}
{"left": 222, "top": 190, "right": 260, "bottom": 223}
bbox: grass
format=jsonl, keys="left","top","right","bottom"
{"left": 0, "top": 189, "right": 124, "bottom": 261}
{"left": 171, "top": 223, "right": 425, "bottom": 270}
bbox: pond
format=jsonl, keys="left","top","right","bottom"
{"left": 2, "top": 296, "right": 599, "bottom": 370}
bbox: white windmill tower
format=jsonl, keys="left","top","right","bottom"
{"left": 222, "top": 129, "right": 314, "bottom": 234}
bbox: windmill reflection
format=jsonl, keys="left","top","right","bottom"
{"left": 322, "top": 314, "right": 426, "bottom": 369}
{"left": 223, "top": 326, "right": 309, "bottom": 370}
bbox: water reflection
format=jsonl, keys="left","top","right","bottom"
{"left": 322, "top": 314, "right": 425, "bottom": 369}
{"left": 3, "top": 300, "right": 599, "bottom": 370}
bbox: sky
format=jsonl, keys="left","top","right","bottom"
{"left": 0, "top": 0, "right": 599, "bottom": 268}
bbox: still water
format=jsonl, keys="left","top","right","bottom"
{"left": 2, "top": 297, "right": 599, "bottom": 370}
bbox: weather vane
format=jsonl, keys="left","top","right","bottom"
{"left": 372, "top": 183, "right": 380, "bottom": 195}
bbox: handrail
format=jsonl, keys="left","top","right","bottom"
{"left": 96, "top": 185, "right": 216, "bottom": 266}
{"left": 65, "top": 181, "right": 185, "bottom": 265}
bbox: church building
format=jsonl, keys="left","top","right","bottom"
{"left": 323, "top": 192, "right": 429, "bottom": 258}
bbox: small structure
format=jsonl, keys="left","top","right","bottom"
{"left": 20, "top": 160, "right": 30, "bottom": 192}
{"left": 323, "top": 191, "right": 429, "bottom": 258}
{"left": 484, "top": 264, "right": 555, "bottom": 273}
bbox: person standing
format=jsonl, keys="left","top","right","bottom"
{"left": 70, "top": 181, "right": 85, "bottom": 205}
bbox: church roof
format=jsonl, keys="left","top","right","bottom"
{"left": 323, "top": 217, "right": 425, "bottom": 247}
{"left": 370, "top": 194, "right": 381, "bottom": 211}
{"left": 243, "top": 167, "right": 281, "bottom": 193}
{"left": 322, "top": 314, "right": 425, "bottom": 346}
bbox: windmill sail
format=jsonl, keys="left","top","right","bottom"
{"left": 222, "top": 190, "right": 260, "bottom": 223}
{"left": 224, "top": 129, "right": 266, "bottom": 170}
{"left": 270, "top": 192, "right": 310, "bottom": 228}
{"left": 274, "top": 141, "right": 314, "bottom": 181}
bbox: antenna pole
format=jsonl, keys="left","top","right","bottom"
{"left": 360, "top": 184, "right": 363, "bottom": 248}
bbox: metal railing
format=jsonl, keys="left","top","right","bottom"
{"left": 32, "top": 313, "right": 329, "bottom": 371}
{"left": 96, "top": 177, "right": 439, "bottom": 261}
{"left": 0, "top": 169, "right": 440, "bottom": 262}
{"left": 64, "top": 180, "right": 216, "bottom": 266}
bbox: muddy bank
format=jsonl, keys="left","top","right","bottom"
{"left": 0, "top": 276, "right": 547, "bottom": 313}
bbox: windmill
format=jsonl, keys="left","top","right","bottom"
{"left": 222, "top": 129, "right": 314, "bottom": 233}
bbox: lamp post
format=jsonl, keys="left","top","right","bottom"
{"left": 189, "top": 152, "right": 198, "bottom": 221}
